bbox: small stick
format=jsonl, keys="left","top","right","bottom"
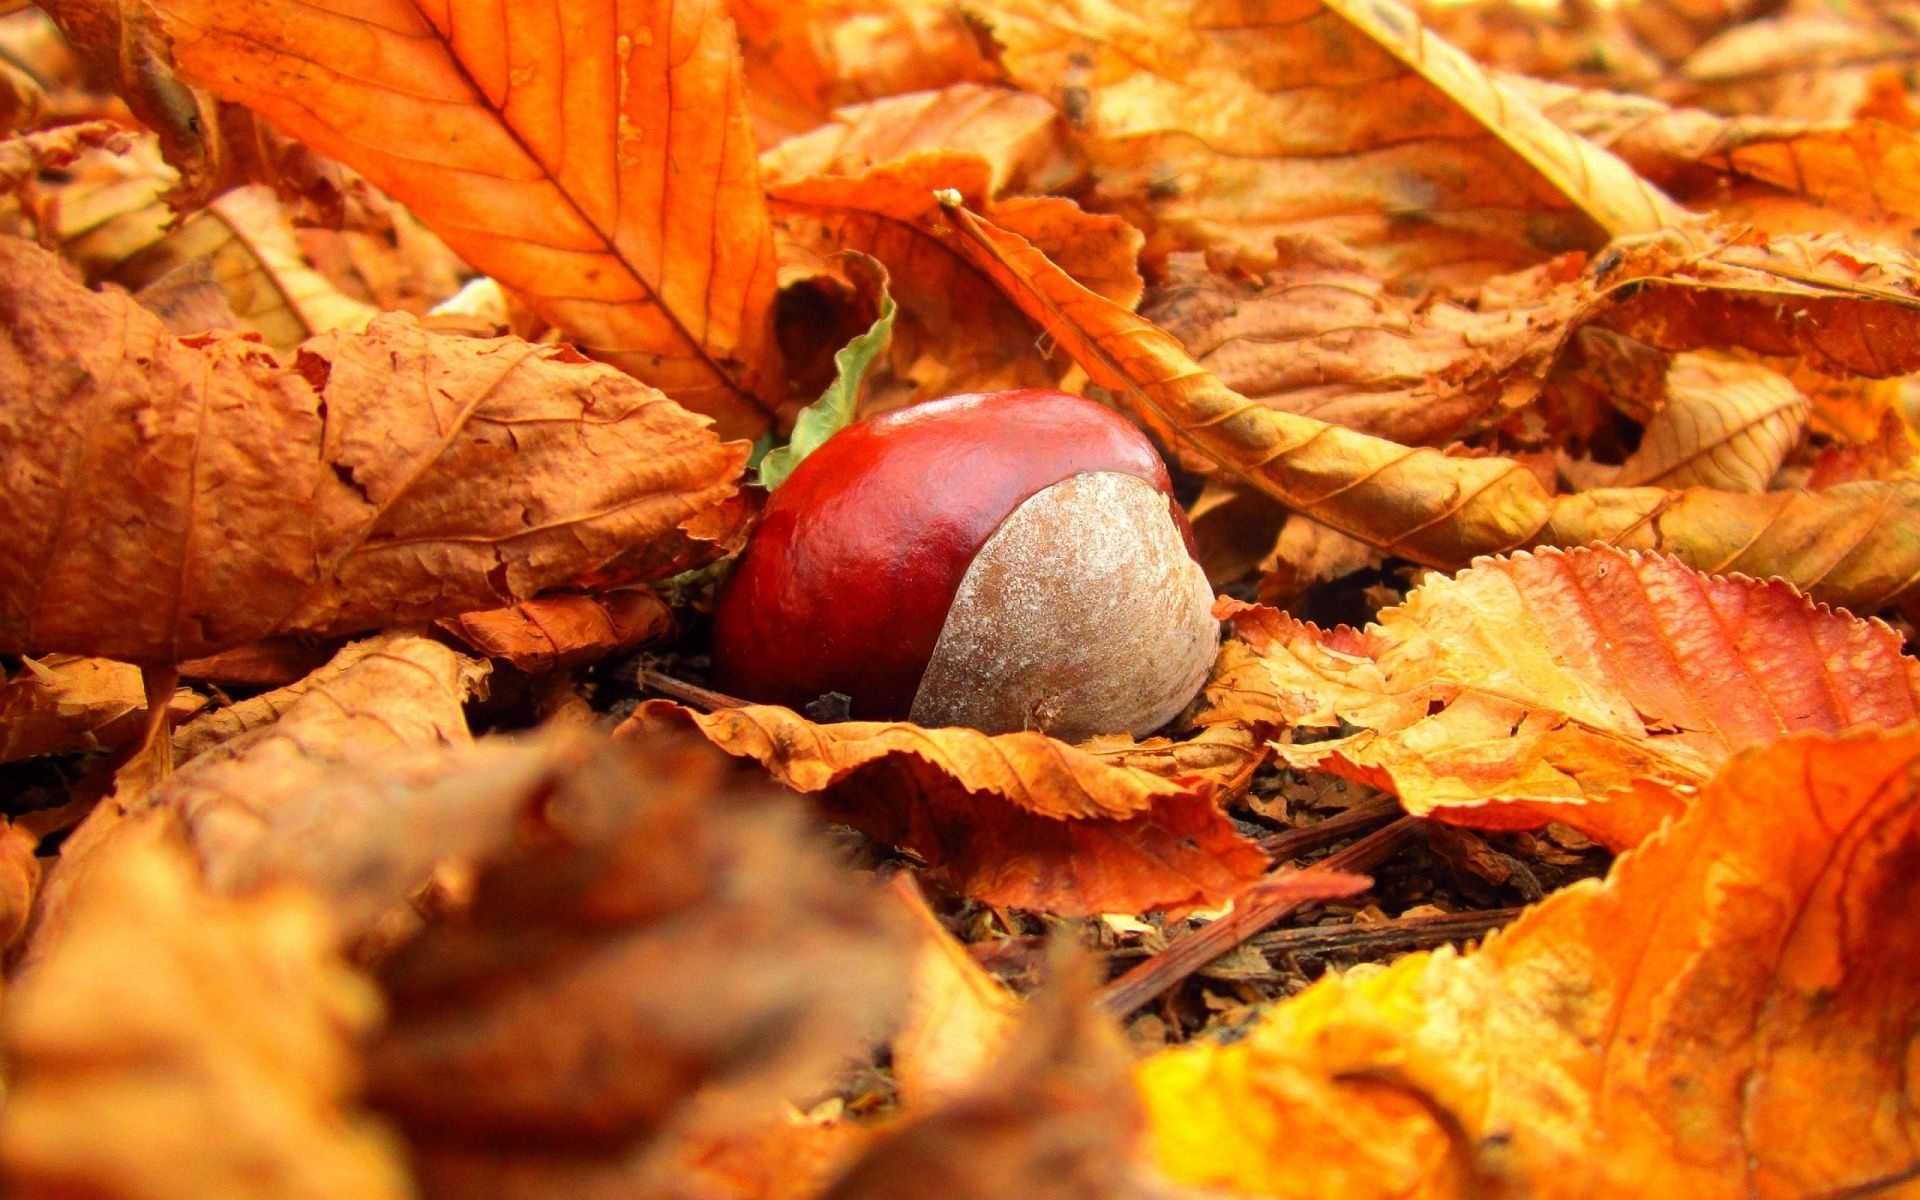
{"left": 639, "top": 669, "right": 747, "bottom": 711}
{"left": 1258, "top": 793, "right": 1402, "bottom": 858}
{"left": 1253, "top": 906, "right": 1520, "bottom": 958}
{"left": 1096, "top": 815, "right": 1423, "bottom": 1016}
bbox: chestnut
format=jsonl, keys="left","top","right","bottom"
{"left": 711, "top": 389, "right": 1219, "bottom": 742}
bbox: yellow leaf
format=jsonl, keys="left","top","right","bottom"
{"left": 1228, "top": 547, "right": 1920, "bottom": 846}
{"left": 1138, "top": 729, "right": 1920, "bottom": 1198}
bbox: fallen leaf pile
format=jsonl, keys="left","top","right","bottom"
{"left": 0, "top": 0, "right": 1917, "bottom": 1196}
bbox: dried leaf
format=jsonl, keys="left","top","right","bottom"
{"left": 1138, "top": 730, "right": 1920, "bottom": 1198}
{"left": 1530, "top": 77, "right": 1920, "bottom": 233}
{"left": 770, "top": 151, "right": 1138, "bottom": 414}
{"left": 0, "top": 119, "right": 124, "bottom": 193}
{"left": 761, "top": 83, "right": 1078, "bottom": 198}
{"left": 133, "top": 186, "right": 380, "bottom": 345}
{"left": 975, "top": 0, "right": 1680, "bottom": 287}
{"left": 36, "top": 0, "right": 220, "bottom": 203}
{"left": 1608, "top": 354, "right": 1809, "bottom": 491}
{"left": 1142, "top": 242, "right": 1584, "bottom": 446}
{"left": 1231, "top": 547, "right": 1920, "bottom": 846}
{"left": 177, "top": 637, "right": 347, "bottom": 689}
{"left": 886, "top": 876, "right": 1019, "bottom": 1108}
{"left": 0, "top": 236, "right": 748, "bottom": 663}
{"left": 149, "top": 0, "right": 786, "bottom": 437}
{"left": 629, "top": 699, "right": 1270, "bottom": 915}
{"left": 0, "top": 820, "right": 40, "bottom": 953}
{"left": 362, "top": 732, "right": 913, "bottom": 1198}
{"left": 439, "top": 590, "right": 674, "bottom": 675}
{"left": 933, "top": 203, "right": 1920, "bottom": 609}
{"left": 168, "top": 629, "right": 482, "bottom": 766}
{"left": 825, "top": 952, "right": 1190, "bottom": 1200}
{"left": 758, "top": 254, "right": 896, "bottom": 490}
{"left": 0, "top": 820, "right": 410, "bottom": 1200}
{"left": 2, "top": 654, "right": 205, "bottom": 763}
{"left": 731, "top": 0, "right": 1003, "bottom": 146}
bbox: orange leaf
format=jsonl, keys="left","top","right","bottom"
{"left": 629, "top": 700, "right": 1270, "bottom": 915}
{"left": 974, "top": 0, "right": 1679, "bottom": 288}
{"left": 1138, "top": 729, "right": 1920, "bottom": 1197}
{"left": 0, "top": 237, "right": 747, "bottom": 664}
{"left": 1229, "top": 547, "right": 1920, "bottom": 846}
{"left": 149, "top": 0, "right": 785, "bottom": 436}
{"left": 761, "top": 84, "right": 1079, "bottom": 198}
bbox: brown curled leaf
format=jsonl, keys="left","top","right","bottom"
{"left": 627, "top": 699, "right": 1270, "bottom": 915}
{"left": 770, "top": 151, "right": 1139, "bottom": 415}
{"left": 0, "top": 236, "right": 748, "bottom": 664}
{"left": 1, "top": 654, "right": 205, "bottom": 764}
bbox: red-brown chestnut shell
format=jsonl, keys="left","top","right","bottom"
{"left": 711, "top": 389, "right": 1200, "bottom": 721}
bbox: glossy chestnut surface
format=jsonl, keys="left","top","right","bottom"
{"left": 712, "top": 389, "right": 1194, "bottom": 719}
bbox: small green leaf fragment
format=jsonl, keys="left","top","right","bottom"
{"left": 757, "top": 257, "right": 896, "bottom": 491}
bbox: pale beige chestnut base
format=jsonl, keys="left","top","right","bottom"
{"left": 908, "top": 471, "right": 1220, "bottom": 743}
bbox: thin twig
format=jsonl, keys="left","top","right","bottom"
{"left": 1096, "top": 816, "right": 1423, "bottom": 1016}
{"left": 639, "top": 669, "right": 746, "bottom": 711}
{"left": 1257, "top": 793, "right": 1402, "bottom": 858}
{"left": 1253, "top": 906, "right": 1520, "bottom": 958}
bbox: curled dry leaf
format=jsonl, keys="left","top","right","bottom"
{"left": 1142, "top": 241, "right": 1583, "bottom": 446}
{"left": 628, "top": 699, "right": 1270, "bottom": 915}
{"left": 438, "top": 589, "right": 674, "bottom": 675}
{"left": 35, "top": 0, "right": 221, "bottom": 203}
{"left": 1602, "top": 354, "right": 1809, "bottom": 491}
{"left": 1138, "top": 729, "right": 1920, "bottom": 1198}
{"left": 769, "top": 150, "right": 1138, "bottom": 414}
{"left": 148, "top": 0, "right": 785, "bottom": 437}
{"left": 168, "top": 630, "right": 483, "bottom": 769}
{"left": 1, "top": 654, "right": 205, "bottom": 763}
{"left": 0, "top": 236, "right": 748, "bottom": 664}
{"left": 0, "top": 119, "right": 125, "bottom": 194}
{"left": 361, "top": 732, "right": 913, "bottom": 1199}
{"left": 1230, "top": 547, "right": 1920, "bottom": 847}
{"left": 974, "top": 0, "right": 1680, "bottom": 287}
{"left": 0, "top": 819, "right": 411, "bottom": 1200}
{"left": 1149, "top": 220, "right": 1920, "bottom": 449}
{"left": 1527, "top": 76, "right": 1920, "bottom": 236}
{"left": 933, "top": 203, "right": 1920, "bottom": 610}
